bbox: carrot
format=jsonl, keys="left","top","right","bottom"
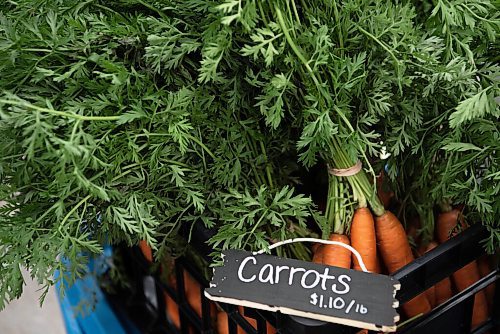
{"left": 350, "top": 207, "right": 378, "bottom": 272}
{"left": 350, "top": 209, "right": 379, "bottom": 333}
{"left": 238, "top": 306, "right": 257, "bottom": 328}
{"left": 183, "top": 271, "right": 201, "bottom": 314}
{"left": 478, "top": 255, "right": 495, "bottom": 309}
{"left": 322, "top": 234, "right": 351, "bottom": 269}
{"left": 312, "top": 234, "right": 350, "bottom": 269}
{"left": 312, "top": 244, "right": 324, "bottom": 264}
{"left": 266, "top": 322, "right": 277, "bottom": 334}
{"left": 184, "top": 271, "right": 205, "bottom": 317}
{"left": 454, "top": 262, "right": 489, "bottom": 328}
{"left": 311, "top": 242, "right": 321, "bottom": 254}
{"left": 477, "top": 256, "right": 491, "bottom": 277}
{"left": 434, "top": 276, "right": 454, "bottom": 306}
{"left": 425, "top": 285, "right": 437, "bottom": 308}
{"left": 164, "top": 276, "right": 182, "bottom": 330}
{"left": 436, "top": 209, "right": 465, "bottom": 243}
{"left": 237, "top": 306, "right": 277, "bottom": 334}
{"left": 217, "top": 312, "right": 229, "bottom": 334}
{"left": 425, "top": 242, "right": 453, "bottom": 306}
{"left": 416, "top": 243, "right": 428, "bottom": 259}
{"left": 187, "top": 294, "right": 202, "bottom": 317}
{"left": 183, "top": 270, "right": 217, "bottom": 319}
{"left": 375, "top": 211, "right": 431, "bottom": 317}
{"left": 437, "top": 210, "right": 489, "bottom": 328}
{"left": 376, "top": 211, "right": 417, "bottom": 272}
{"left": 402, "top": 294, "right": 432, "bottom": 320}
{"left": 419, "top": 246, "right": 435, "bottom": 309}
{"left": 138, "top": 240, "right": 153, "bottom": 262}
{"left": 218, "top": 310, "right": 261, "bottom": 334}
{"left": 165, "top": 292, "right": 181, "bottom": 329}
{"left": 217, "top": 311, "right": 238, "bottom": 334}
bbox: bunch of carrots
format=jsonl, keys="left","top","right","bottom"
{"left": 420, "top": 205, "right": 494, "bottom": 328}
{"left": 139, "top": 158, "right": 495, "bottom": 333}
{"left": 310, "top": 164, "right": 495, "bottom": 331}
{"left": 404, "top": 202, "right": 495, "bottom": 329}
{"left": 311, "top": 173, "right": 431, "bottom": 322}
{"left": 139, "top": 197, "right": 494, "bottom": 333}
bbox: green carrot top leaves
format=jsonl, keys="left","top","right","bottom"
{"left": 0, "top": 0, "right": 498, "bottom": 310}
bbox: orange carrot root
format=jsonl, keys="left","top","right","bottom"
{"left": 425, "top": 242, "right": 453, "bottom": 307}
{"left": 138, "top": 240, "right": 153, "bottom": 262}
{"left": 375, "top": 211, "right": 416, "bottom": 273}
{"left": 217, "top": 311, "right": 234, "bottom": 334}
{"left": 453, "top": 262, "right": 489, "bottom": 328}
{"left": 478, "top": 256, "right": 496, "bottom": 310}
{"left": 165, "top": 293, "right": 181, "bottom": 329}
{"left": 434, "top": 276, "right": 454, "bottom": 306}
{"left": 436, "top": 209, "right": 464, "bottom": 243}
{"left": 437, "top": 210, "right": 488, "bottom": 328}
{"left": 312, "top": 244, "right": 324, "bottom": 264}
{"left": 350, "top": 207, "right": 378, "bottom": 272}
{"left": 322, "top": 234, "right": 352, "bottom": 269}
{"left": 425, "top": 286, "right": 437, "bottom": 308}
{"left": 375, "top": 211, "right": 431, "bottom": 317}
{"left": 402, "top": 294, "right": 432, "bottom": 319}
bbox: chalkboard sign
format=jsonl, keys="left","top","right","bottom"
{"left": 205, "top": 250, "right": 400, "bottom": 332}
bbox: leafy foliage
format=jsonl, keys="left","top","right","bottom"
{"left": 0, "top": 0, "right": 498, "bottom": 309}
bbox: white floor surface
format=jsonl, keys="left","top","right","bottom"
{"left": 0, "top": 269, "right": 66, "bottom": 334}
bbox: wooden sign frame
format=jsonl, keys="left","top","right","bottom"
{"left": 205, "top": 249, "right": 400, "bottom": 332}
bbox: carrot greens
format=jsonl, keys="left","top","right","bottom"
{"left": 0, "top": 0, "right": 498, "bottom": 309}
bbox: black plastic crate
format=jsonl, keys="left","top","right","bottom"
{"left": 105, "top": 223, "right": 499, "bottom": 334}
